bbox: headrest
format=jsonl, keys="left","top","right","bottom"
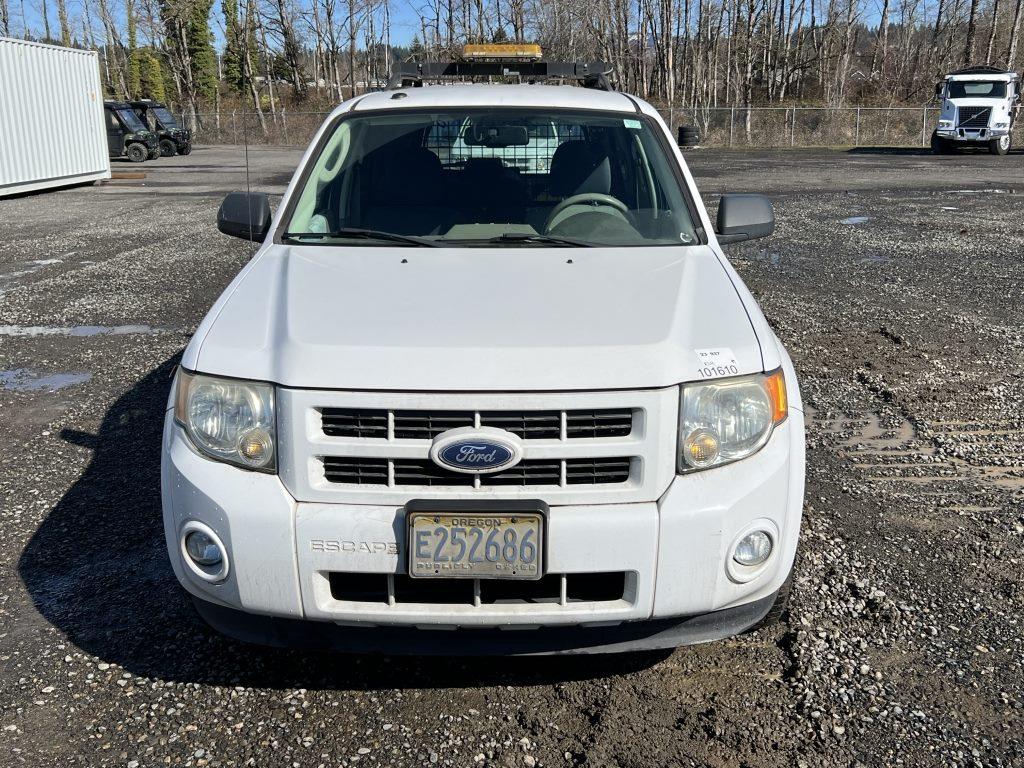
{"left": 548, "top": 141, "right": 611, "bottom": 197}
{"left": 371, "top": 147, "right": 443, "bottom": 204}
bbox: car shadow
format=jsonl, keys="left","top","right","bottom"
{"left": 18, "top": 358, "right": 669, "bottom": 689}
{"left": 846, "top": 147, "right": 937, "bottom": 156}
{"left": 847, "top": 146, "right": 1021, "bottom": 156}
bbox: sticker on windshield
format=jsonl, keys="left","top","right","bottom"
{"left": 623, "top": 119, "right": 642, "bottom": 130}
{"left": 695, "top": 348, "right": 740, "bottom": 379}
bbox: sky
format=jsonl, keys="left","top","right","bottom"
{"left": 9, "top": 0, "right": 895, "bottom": 52}
{"left": 10, "top": 0, "right": 431, "bottom": 48}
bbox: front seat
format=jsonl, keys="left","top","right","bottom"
{"left": 543, "top": 141, "right": 627, "bottom": 232}
{"left": 364, "top": 148, "right": 452, "bottom": 235}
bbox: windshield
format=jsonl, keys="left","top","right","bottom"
{"left": 947, "top": 80, "right": 1007, "bottom": 99}
{"left": 285, "top": 108, "right": 698, "bottom": 247}
{"left": 153, "top": 107, "right": 178, "bottom": 128}
{"left": 116, "top": 108, "right": 147, "bottom": 132}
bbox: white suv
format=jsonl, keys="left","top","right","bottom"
{"left": 162, "top": 82, "right": 805, "bottom": 654}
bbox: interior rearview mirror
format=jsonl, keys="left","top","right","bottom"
{"left": 715, "top": 194, "right": 774, "bottom": 244}
{"left": 465, "top": 124, "right": 529, "bottom": 147}
{"left": 217, "top": 191, "right": 272, "bottom": 241}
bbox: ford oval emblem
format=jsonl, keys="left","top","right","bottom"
{"left": 429, "top": 427, "right": 523, "bottom": 474}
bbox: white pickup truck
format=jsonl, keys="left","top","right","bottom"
{"left": 162, "top": 77, "right": 806, "bottom": 654}
{"left": 932, "top": 65, "right": 1020, "bottom": 155}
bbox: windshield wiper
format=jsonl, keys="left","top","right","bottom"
{"left": 481, "top": 232, "right": 597, "bottom": 247}
{"left": 284, "top": 228, "right": 440, "bottom": 247}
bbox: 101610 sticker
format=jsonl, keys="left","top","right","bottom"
{"left": 695, "top": 348, "right": 740, "bottom": 379}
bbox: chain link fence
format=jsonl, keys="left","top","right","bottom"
{"left": 661, "top": 106, "right": 941, "bottom": 148}
{"left": 185, "top": 106, "right": 942, "bottom": 149}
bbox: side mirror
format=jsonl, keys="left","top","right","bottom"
{"left": 715, "top": 194, "right": 774, "bottom": 244}
{"left": 935, "top": 82, "right": 943, "bottom": 98}
{"left": 217, "top": 191, "right": 271, "bottom": 241}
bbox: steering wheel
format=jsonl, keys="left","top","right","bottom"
{"left": 545, "top": 193, "right": 629, "bottom": 232}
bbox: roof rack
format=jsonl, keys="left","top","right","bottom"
{"left": 388, "top": 44, "right": 614, "bottom": 91}
{"left": 947, "top": 64, "right": 1014, "bottom": 75}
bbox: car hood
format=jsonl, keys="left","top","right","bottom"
{"left": 192, "top": 244, "right": 764, "bottom": 391}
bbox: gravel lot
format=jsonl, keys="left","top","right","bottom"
{"left": 1, "top": 145, "right": 1022, "bottom": 767}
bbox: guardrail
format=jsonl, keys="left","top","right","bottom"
{"left": 184, "top": 106, "right": 944, "bottom": 149}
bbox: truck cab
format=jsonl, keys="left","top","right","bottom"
{"left": 130, "top": 99, "right": 193, "bottom": 157}
{"left": 104, "top": 100, "right": 159, "bottom": 162}
{"left": 932, "top": 65, "right": 1020, "bottom": 155}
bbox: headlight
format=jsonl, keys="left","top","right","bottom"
{"left": 173, "top": 369, "right": 276, "bottom": 472}
{"left": 994, "top": 121, "right": 1009, "bottom": 128}
{"left": 938, "top": 119, "right": 954, "bottom": 128}
{"left": 678, "top": 369, "right": 788, "bottom": 472}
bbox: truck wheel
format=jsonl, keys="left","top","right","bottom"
{"left": 989, "top": 134, "right": 1011, "bottom": 155}
{"left": 126, "top": 143, "right": 148, "bottom": 163}
{"left": 930, "top": 131, "right": 949, "bottom": 155}
{"left": 159, "top": 139, "right": 177, "bottom": 157}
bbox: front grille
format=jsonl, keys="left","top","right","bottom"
{"left": 328, "top": 571, "right": 627, "bottom": 605}
{"left": 322, "top": 456, "right": 632, "bottom": 487}
{"left": 958, "top": 106, "right": 991, "bottom": 128}
{"left": 284, "top": 387, "right": 672, "bottom": 505}
{"left": 321, "top": 408, "right": 388, "bottom": 438}
{"left": 320, "top": 407, "right": 633, "bottom": 440}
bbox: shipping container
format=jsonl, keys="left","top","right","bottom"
{"left": 0, "top": 38, "right": 110, "bottom": 197}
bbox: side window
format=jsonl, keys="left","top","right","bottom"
{"left": 105, "top": 110, "right": 119, "bottom": 131}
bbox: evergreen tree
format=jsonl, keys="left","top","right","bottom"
{"left": 140, "top": 49, "right": 168, "bottom": 100}
{"left": 188, "top": 0, "right": 218, "bottom": 101}
{"left": 222, "top": 0, "right": 244, "bottom": 93}
{"left": 127, "top": 0, "right": 143, "bottom": 98}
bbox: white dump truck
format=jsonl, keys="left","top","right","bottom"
{"left": 932, "top": 65, "right": 1020, "bottom": 155}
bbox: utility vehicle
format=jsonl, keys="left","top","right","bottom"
{"left": 104, "top": 100, "right": 158, "bottom": 162}
{"left": 161, "top": 46, "right": 806, "bottom": 655}
{"left": 130, "top": 99, "right": 193, "bottom": 157}
{"left": 932, "top": 65, "right": 1020, "bottom": 155}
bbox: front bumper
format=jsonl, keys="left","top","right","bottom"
{"left": 161, "top": 407, "right": 805, "bottom": 650}
{"left": 937, "top": 126, "right": 1010, "bottom": 141}
{"left": 191, "top": 589, "right": 778, "bottom": 655}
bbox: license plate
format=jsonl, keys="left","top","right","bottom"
{"left": 407, "top": 512, "right": 544, "bottom": 580}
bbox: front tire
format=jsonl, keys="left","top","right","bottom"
{"left": 179, "top": 143, "right": 193, "bottom": 156}
{"left": 989, "top": 134, "right": 1011, "bottom": 155}
{"left": 930, "top": 131, "right": 950, "bottom": 154}
{"left": 159, "top": 138, "right": 177, "bottom": 157}
{"left": 745, "top": 573, "right": 793, "bottom": 633}
{"left": 126, "top": 143, "right": 148, "bottom": 163}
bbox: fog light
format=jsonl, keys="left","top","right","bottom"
{"left": 683, "top": 429, "right": 720, "bottom": 467}
{"left": 185, "top": 530, "right": 223, "bottom": 566}
{"left": 733, "top": 530, "right": 773, "bottom": 566}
